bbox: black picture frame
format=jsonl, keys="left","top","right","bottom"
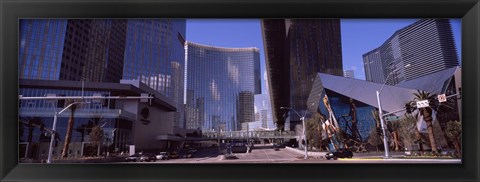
{"left": 1, "top": 0, "right": 479, "bottom": 181}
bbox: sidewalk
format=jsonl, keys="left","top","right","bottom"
{"left": 285, "top": 147, "right": 406, "bottom": 159}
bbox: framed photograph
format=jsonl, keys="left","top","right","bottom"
{"left": 1, "top": 0, "right": 479, "bottom": 182}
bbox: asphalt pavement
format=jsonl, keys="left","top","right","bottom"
{"left": 115, "top": 145, "right": 461, "bottom": 164}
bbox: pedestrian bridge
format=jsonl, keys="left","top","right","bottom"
{"left": 200, "top": 130, "right": 299, "bottom": 140}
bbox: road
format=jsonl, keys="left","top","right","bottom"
{"left": 116, "top": 144, "right": 460, "bottom": 164}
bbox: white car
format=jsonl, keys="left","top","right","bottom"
{"left": 156, "top": 152, "right": 169, "bottom": 160}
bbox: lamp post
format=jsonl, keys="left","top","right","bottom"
{"left": 280, "top": 107, "right": 308, "bottom": 159}
{"left": 47, "top": 101, "right": 90, "bottom": 163}
{"left": 376, "top": 64, "right": 410, "bottom": 159}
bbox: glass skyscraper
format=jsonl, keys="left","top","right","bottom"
{"left": 122, "top": 19, "right": 187, "bottom": 129}
{"left": 363, "top": 19, "right": 459, "bottom": 85}
{"left": 261, "top": 19, "right": 343, "bottom": 130}
{"left": 19, "top": 19, "right": 67, "bottom": 80}
{"left": 19, "top": 19, "right": 127, "bottom": 82}
{"left": 184, "top": 41, "right": 261, "bottom": 131}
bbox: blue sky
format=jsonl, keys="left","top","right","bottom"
{"left": 186, "top": 19, "right": 462, "bottom": 90}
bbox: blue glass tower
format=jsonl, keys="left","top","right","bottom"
{"left": 122, "top": 19, "right": 187, "bottom": 129}
{"left": 19, "top": 19, "right": 67, "bottom": 80}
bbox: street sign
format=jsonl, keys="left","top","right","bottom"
{"left": 140, "top": 93, "right": 149, "bottom": 102}
{"left": 416, "top": 100, "right": 429, "bottom": 108}
{"left": 46, "top": 94, "right": 56, "bottom": 104}
{"left": 385, "top": 116, "right": 401, "bottom": 121}
{"left": 92, "top": 93, "right": 103, "bottom": 103}
{"left": 438, "top": 94, "right": 447, "bottom": 103}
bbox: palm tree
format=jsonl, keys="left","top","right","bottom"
{"left": 26, "top": 117, "right": 44, "bottom": 143}
{"left": 62, "top": 99, "right": 79, "bottom": 158}
{"left": 407, "top": 90, "right": 438, "bottom": 153}
{"left": 386, "top": 120, "right": 401, "bottom": 151}
{"left": 89, "top": 125, "right": 104, "bottom": 156}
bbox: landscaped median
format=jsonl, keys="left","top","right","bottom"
{"left": 285, "top": 146, "right": 327, "bottom": 159}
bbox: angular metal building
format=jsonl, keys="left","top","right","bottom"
{"left": 306, "top": 68, "right": 460, "bottom": 151}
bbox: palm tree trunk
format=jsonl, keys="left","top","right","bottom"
{"left": 393, "top": 131, "right": 399, "bottom": 151}
{"left": 454, "top": 138, "right": 461, "bottom": 156}
{"left": 317, "top": 125, "right": 322, "bottom": 152}
{"left": 62, "top": 112, "right": 75, "bottom": 158}
{"left": 422, "top": 108, "right": 438, "bottom": 153}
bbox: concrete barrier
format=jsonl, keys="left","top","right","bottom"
{"left": 285, "top": 146, "right": 327, "bottom": 158}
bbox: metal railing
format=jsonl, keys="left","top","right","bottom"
{"left": 202, "top": 130, "right": 298, "bottom": 140}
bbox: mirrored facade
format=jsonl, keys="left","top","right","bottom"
{"left": 19, "top": 19, "right": 127, "bottom": 82}
{"left": 122, "top": 19, "right": 187, "bottom": 129}
{"left": 19, "top": 19, "right": 67, "bottom": 80}
{"left": 185, "top": 42, "right": 261, "bottom": 131}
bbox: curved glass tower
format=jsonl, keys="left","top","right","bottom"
{"left": 184, "top": 42, "right": 261, "bottom": 131}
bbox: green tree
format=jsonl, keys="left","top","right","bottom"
{"left": 397, "top": 114, "right": 418, "bottom": 151}
{"left": 305, "top": 112, "right": 324, "bottom": 151}
{"left": 406, "top": 90, "right": 439, "bottom": 153}
{"left": 445, "top": 120, "right": 461, "bottom": 156}
{"left": 76, "top": 114, "right": 104, "bottom": 142}
{"left": 62, "top": 99, "right": 79, "bottom": 158}
{"left": 367, "top": 128, "right": 382, "bottom": 151}
{"left": 371, "top": 109, "right": 386, "bottom": 148}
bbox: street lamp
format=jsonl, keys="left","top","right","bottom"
{"left": 280, "top": 107, "right": 308, "bottom": 159}
{"left": 47, "top": 101, "right": 90, "bottom": 163}
{"left": 376, "top": 64, "right": 411, "bottom": 159}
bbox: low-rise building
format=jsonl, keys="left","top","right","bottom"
{"left": 19, "top": 79, "right": 182, "bottom": 160}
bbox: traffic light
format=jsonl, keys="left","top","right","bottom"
{"left": 149, "top": 94, "right": 155, "bottom": 105}
{"left": 57, "top": 99, "right": 65, "bottom": 108}
{"left": 57, "top": 94, "right": 66, "bottom": 108}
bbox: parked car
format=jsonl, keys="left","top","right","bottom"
{"left": 273, "top": 143, "right": 283, "bottom": 151}
{"left": 140, "top": 153, "right": 156, "bottom": 162}
{"left": 182, "top": 152, "right": 193, "bottom": 158}
{"left": 156, "top": 152, "right": 170, "bottom": 160}
{"left": 325, "top": 148, "right": 353, "bottom": 160}
{"left": 187, "top": 148, "right": 198, "bottom": 153}
{"left": 169, "top": 152, "right": 180, "bottom": 159}
{"left": 125, "top": 154, "right": 141, "bottom": 162}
